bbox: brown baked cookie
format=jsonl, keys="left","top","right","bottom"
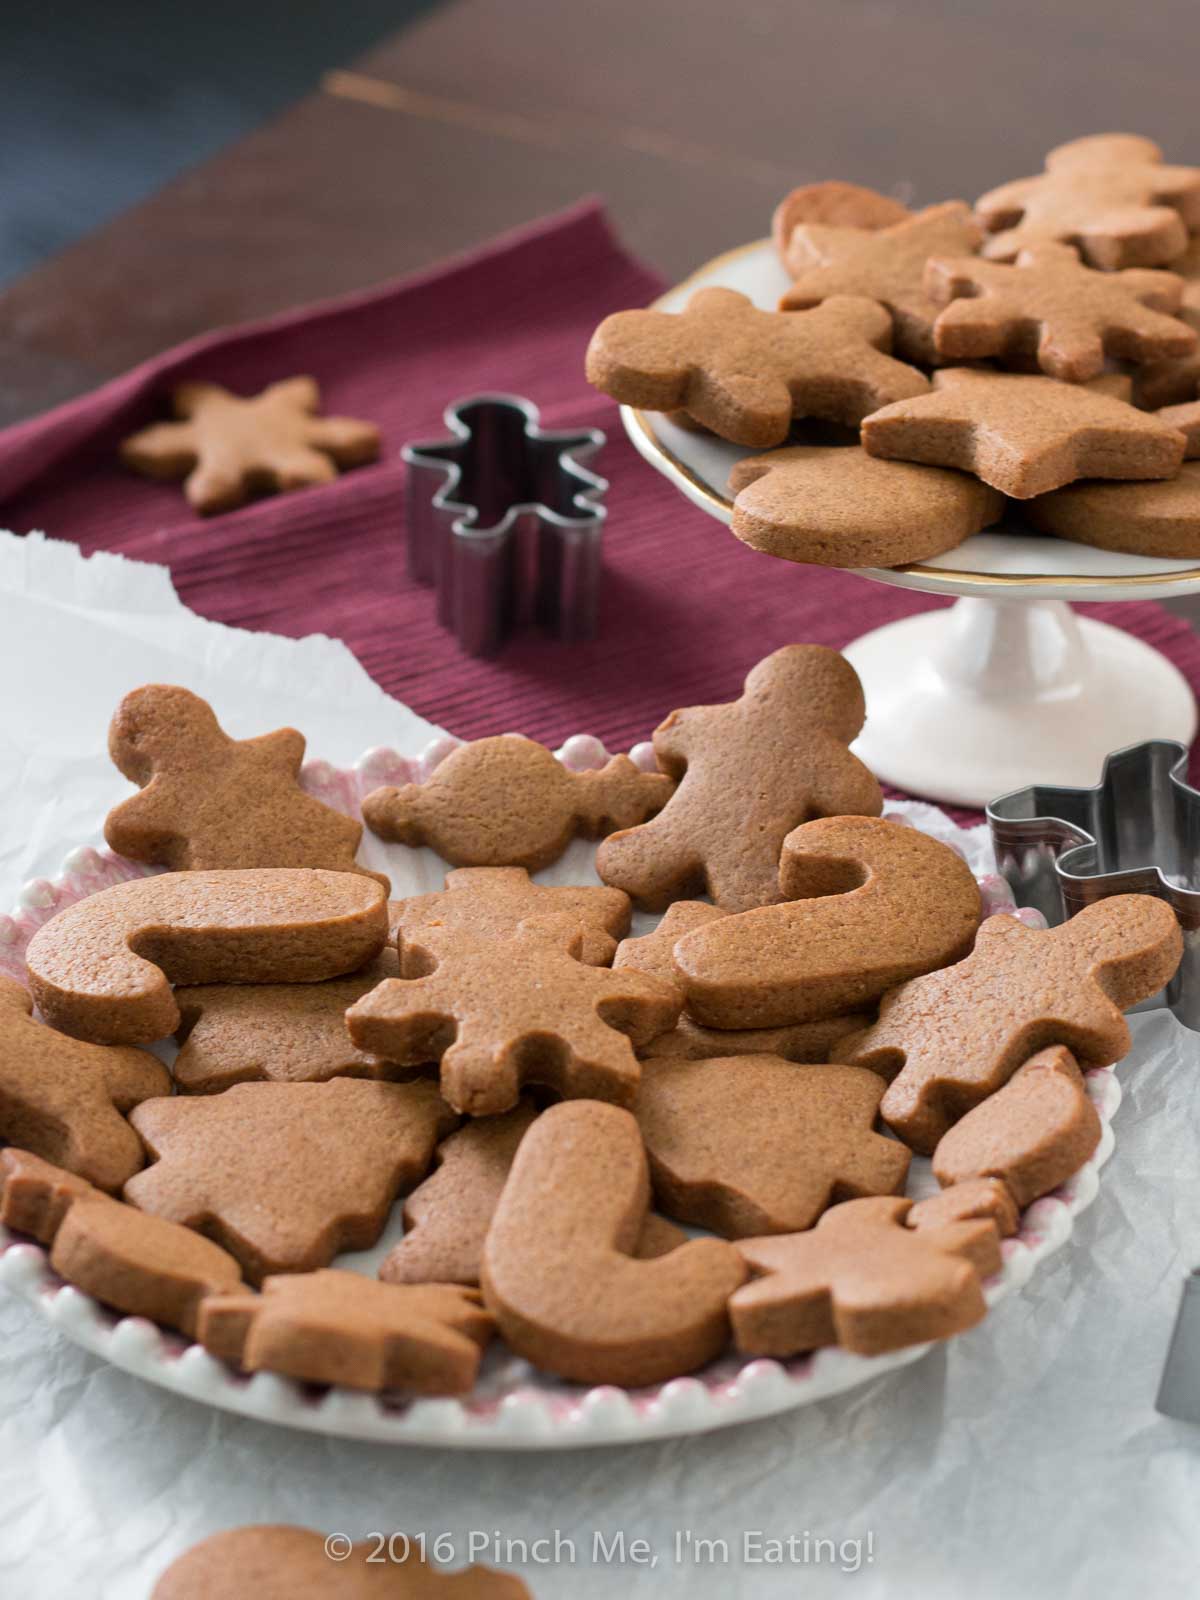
{"left": 586, "top": 286, "right": 929, "bottom": 447}
{"left": 24, "top": 867, "right": 388, "bottom": 1046}
{"left": 675, "top": 816, "right": 981, "bottom": 1029}
{"left": 120, "top": 376, "right": 380, "bottom": 515}
{"left": 779, "top": 202, "right": 983, "bottom": 365}
{"left": 635, "top": 1057, "right": 910, "bottom": 1237}
{"left": 727, "top": 445, "right": 1004, "bottom": 569}
{"left": 926, "top": 242, "right": 1195, "bottom": 381}
{"left": 347, "top": 917, "right": 680, "bottom": 1117}
{"left": 152, "top": 1525, "right": 531, "bottom": 1599}
{"left": 730, "top": 1195, "right": 1001, "bottom": 1358}
{"left": 0, "top": 976, "right": 169, "bottom": 1190}
{"left": 200, "top": 1272, "right": 492, "bottom": 1394}
{"left": 171, "top": 950, "right": 400, "bottom": 1093}
{"left": 104, "top": 684, "right": 387, "bottom": 889}
{"left": 395, "top": 866, "right": 631, "bottom": 973}
{"left": 773, "top": 182, "right": 911, "bottom": 264}
{"left": 932, "top": 1045, "right": 1102, "bottom": 1206}
{"left": 1158, "top": 398, "right": 1200, "bottom": 457}
{"left": 975, "top": 133, "right": 1200, "bottom": 268}
{"left": 862, "top": 368, "right": 1187, "bottom": 498}
{"left": 596, "top": 645, "right": 882, "bottom": 913}
{"left": 836, "top": 896, "right": 1182, "bottom": 1153}
{"left": 51, "top": 1191, "right": 244, "bottom": 1337}
{"left": 1132, "top": 308, "right": 1200, "bottom": 409}
{"left": 481, "top": 1100, "right": 745, "bottom": 1385}
{"left": 0, "top": 1149, "right": 94, "bottom": 1242}
{"left": 362, "top": 736, "right": 672, "bottom": 873}
{"left": 907, "top": 1177, "right": 1020, "bottom": 1239}
{"left": 125, "top": 1078, "right": 456, "bottom": 1282}
{"left": 1026, "top": 460, "right": 1200, "bottom": 556}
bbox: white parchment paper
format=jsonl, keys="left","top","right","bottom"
{"left": 1, "top": 531, "right": 1198, "bottom": 1600}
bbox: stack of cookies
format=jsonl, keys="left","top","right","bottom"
{"left": 0, "top": 652, "right": 1182, "bottom": 1397}
{"left": 587, "top": 133, "right": 1200, "bottom": 565}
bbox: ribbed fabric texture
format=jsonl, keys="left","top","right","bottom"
{"left": 1, "top": 197, "right": 1197, "bottom": 822}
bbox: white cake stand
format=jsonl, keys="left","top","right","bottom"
{"left": 621, "top": 240, "right": 1200, "bottom": 807}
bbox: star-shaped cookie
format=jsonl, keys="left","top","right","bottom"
{"left": 779, "top": 202, "right": 984, "bottom": 364}
{"left": 975, "top": 133, "right": 1200, "bottom": 268}
{"left": 926, "top": 241, "right": 1195, "bottom": 381}
{"left": 120, "top": 376, "right": 380, "bottom": 514}
{"left": 862, "top": 367, "right": 1187, "bottom": 498}
{"left": 727, "top": 444, "right": 1004, "bottom": 567}
{"left": 586, "top": 285, "right": 929, "bottom": 447}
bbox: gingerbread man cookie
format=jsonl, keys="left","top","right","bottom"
{"left": 727, "top": 445, "right": 1004, "bottom": 569}
{"left": 0, "top": 976, "right": 169, "bottom": 1190}
{"left": 104, "top": 684, "right": 386, "bottom": 887}
{"left": 975, "top": 133, "right": 1200, "bottom": 269}
{"left": 596, "top": 645, "right": 882, "bottom": 913}
{"left": 779, "top": 202, "right": 984, "bottom": 364}
{"left": 120, "top": 376, "right": 380, "bottom": 514}
{"left": 926, "top": 242, "right": 1195, "bottom": 381}
{"left": 199, "top": 1272, "right": 492, "bottom": 1394}
{"left": 24, "top": 867, "right": 388, "bottom": 1045}
{"left": 363, "top": 737, "right": 672, "bottom": 873}
{"left": 932, "top": 1044, "right": 1102, "bottom": 1207}
{"left": 347, "top": 917, "right": 680, "bottom": 1116}
{"left": 675, "top": 816, "right": 981, "bottom": 1029}
{"left": 862, "top": 368, "right": 1187, "bottom": 498}
{"left": 125, "top": 1078, "right": 456, "bottom": 1281}
{"left": 1026, "top": 459, "right": 1200, "bottom": 557}
{"left": 907, "top": 1176, "right": 1020, "bottom": 1240}
{"left": 635, "top": 1057, "right": 910, "bottom": 1237}
{"left": 586, "top": 286, "right": 929, "bottom": 447}
{"left": 773, "top": 181, "right": 911, "bottom": 264}
{"left": 0, "top": 1149, "right": 93, "bottom": 1243}
{"left": 731, "top": 1195, "right": 1001, "bottom": 1358}
{"left": 835, "top": 896, "right": 1182, "bottom": 1153}
{"left": 152, "top": 1525, "right": 531, "bottom": 1600}
{"left": 481, "top": 1100, "right": 746, "bottom": 1385}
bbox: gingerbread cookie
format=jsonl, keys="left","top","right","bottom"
{"left": 975, "top": 133, "right": 1200, "bottom": 269}
{"left": 1026, "top": 460, "right": 1200, "bottom": 556}
{"left": 1158, "top": 399, "right": 1200, "bottom": 458}
{"left": 773, "top": 181, "right": 911, "bottom": 264}
{"left": 363, "top": 737, "right": 672, "bottom": 873}
{"left": 481, "top": 1100, "right": 745, "bottom": 1385}
{"left": 126, "top": 1078, "right": 455, "bottom": 1282}
{"left": 25, "top": 867, "right": 388, "bottom": 1045}
{"left": 727, "top": 445, "right": 1004, "bottom": 569}
{"left": 636, "top": 1057, "right": 910, "bottom": 1237}
{"left": 730, "top": 1195, "right": 1001, "bottom": 1358}
{"left": 199, "top": 1272, "right": 492, "bottom": 1394}
{"left": 0, "top": 1148, "right": 95, "bottom": 1242}
{"left": 152, "top": 1525, "right": 531, "bottom": 1599}
{"left": 675, "top": 816, "right": 981, "bottom": 1029}
{"left": 1133, "top": 308, "right": 1200, "bottom": 409}
{"left": 779, "top": 202, "right": 983, "bottom": 365}
{"left": 347, "top": 917, "right": 680, "bottom": 1116}
{"left": 171, "top": 950, "right": 400, "bottom": 1093}
{"left": 586, "top": 286, "right": 929, "bottom": 447}
{"left": 926, "top": 242, "right": 1195, "bottom": 381}
{"left": 835, "top": 896, "right": 1182, "bottom": 1153}
{"left": 596, "top": 645, "right": 882, "bottom": 913}
{"left": 120, "top": 376, "right": 380, "bottom": 514}
{"left": 0, "top": 976, "right": 169, "bottom": 1190}
{"left": 105, "top": 685, "right": 386, "bottom": 888}
{"left": 907, "top": 1177, "right": 1019, "bottom": 1239}
{"left": 862, "top": 368, "right": 1187, "bottom": 498}
{"left": 932, "top": 1045, "right": 1102, "bottom": 1206}
{"left": 395, "top": 867, "right": 631, "bottom": 973}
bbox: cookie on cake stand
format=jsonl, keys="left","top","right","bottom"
{"left": 620, "top": 239, "right": 1200, "bottom": 808}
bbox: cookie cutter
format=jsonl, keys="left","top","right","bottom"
{"left": 1157, "top": 1269, "right": 1200, "bottom": 1422}
{"left": 986, "top": 739, "right": 1200, "bottom": 1030}
{"left": 402, "top": 393, "right": 607, "bottom": 657}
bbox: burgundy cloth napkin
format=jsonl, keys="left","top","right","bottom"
{"left": 2, "top": 196, "right": 1199, "bottom": 813}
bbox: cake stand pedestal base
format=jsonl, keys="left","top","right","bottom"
{"left": 843, "top": 596, "right": 1198, "bottom": 808}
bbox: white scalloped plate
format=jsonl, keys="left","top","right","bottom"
{"left": 0, "top": 736, "right": 1119, "bottom": 1449}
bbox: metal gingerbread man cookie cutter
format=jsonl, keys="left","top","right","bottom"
{"left": 987, "top": 739, "right": 1200, "bottom": 1031}
{"left": 402, "top": 393, "right": 607, "bottom": 657}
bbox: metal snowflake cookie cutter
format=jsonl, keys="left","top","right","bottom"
{"left": 986, "top": 739, "right": 1200, "bottom": 1029}
{"left": 402, "top": 393, "right": 607, "bottom": 657}
{"left": 1157, "top": 1268, "right": 1200, "bottom": 1422}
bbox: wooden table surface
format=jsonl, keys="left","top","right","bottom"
{"left": 3, "top": 0, "right": 1200, "bottom": 427}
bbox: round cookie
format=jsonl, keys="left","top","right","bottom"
{"left": 1026, "top": 460, "right": 1200, "bottom": 557}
